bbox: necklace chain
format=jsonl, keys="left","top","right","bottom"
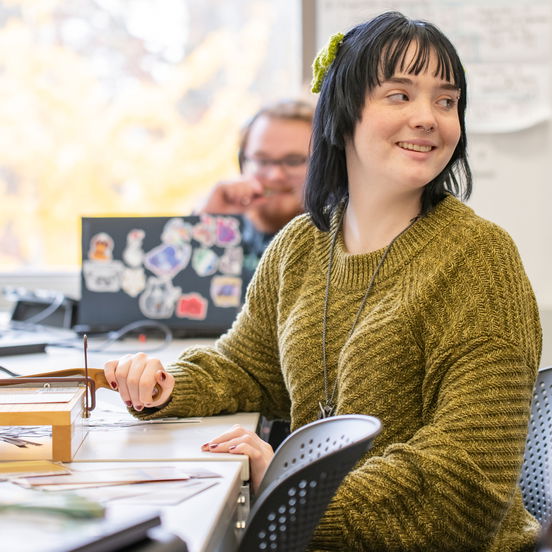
{"left": 319, "top": 211, "right": 419, "bottom": 419}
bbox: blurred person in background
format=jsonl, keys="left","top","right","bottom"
{"left": 196, "top": 99, "right": 314, "bottom": 283}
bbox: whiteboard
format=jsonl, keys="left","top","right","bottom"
{"left": 313, "top": 0, "right": 552, "bottom": 310}
{"left": 315, "top": 0, "right": 551, "bottom": 132}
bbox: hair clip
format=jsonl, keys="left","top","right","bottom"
{"left": 311, "top": 31, "right": 344, "bottom": 94}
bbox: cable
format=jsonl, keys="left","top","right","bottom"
{"left": 2, "top": 287, "right": 67, "bottom": 327}
{"left": 17, "top": 291, "right": 65, "bottom": 326}
{"left": 0, "top": 365, "right": 21, "bottom": 377}
{"left": 48, "top": 319, "right": 173, "bottom": 354}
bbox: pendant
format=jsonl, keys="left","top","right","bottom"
{"left": 318, "top": 401, "right": 335, "bottom": 419}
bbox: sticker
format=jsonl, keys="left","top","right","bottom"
{"left": 192, "top": 247, "right": 219, "bottom": 277}
{"left": 219, "top": 246, "right": 243, "bottom": 275}
{"left": 215, "top": 216, "right": 241, "bottom": 247}
{"left": 88, "top": 232, "right": 114, "bottom": 261}
{"left": 176, "top": 292, "right": 208, "bottom": 320}
{"left": 161, "top": 217, "right": 193, "bottom": 246}
{"left": 192, "top": 215, "right": 217, "bottom": 247}
{"left": 122, "top": 229, "right": 145, "bottom": 268}
{"left": 144, "top": 242, "right": 191, "bottom": 279}
{"left": 83, "top": 260, "right": 123, "bottom": 292}
{"left": 138, "top": 276, "right": 181, "bottom": 319}
{"left": 210, "top": 276, "right": 242, "bottom": 308}
{"left": 121, "top": 267, "right": 146, "bottom": 297}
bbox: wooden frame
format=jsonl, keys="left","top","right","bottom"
{"left": 0, "top": 387, "right": 87, "bottom": 461}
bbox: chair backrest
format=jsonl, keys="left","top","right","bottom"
{"left": 237, "top": 414, "right": 382, "bottom": 552}
{"left": 520, "top": 366, "right": 552, "bottom": 525}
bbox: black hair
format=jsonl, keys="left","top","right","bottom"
{"left": 305, "top": 11, "right": 472, "bottom": 231}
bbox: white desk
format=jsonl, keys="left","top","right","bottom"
{"left": 0, "top": 402, "right": 258, "bottom": 481}
{"left": 75, "top": 404, "right": 257, "bottom": 481}
{"left": 0, "top": 338, "right": 260, "bottom": 551}
{"left": 0, "top": 460, "right": 244, "bottom": 552}
{"left": 0, "top": 339, "right": 260, "bottom": 481}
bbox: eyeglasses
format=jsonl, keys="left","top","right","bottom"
{"left": 243, "top": 154, "right": 308, "bottom": 176}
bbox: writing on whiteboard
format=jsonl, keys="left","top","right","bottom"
{"left": 316, "top": 0, "right": 552, "bottom": 133}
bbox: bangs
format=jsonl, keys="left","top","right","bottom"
{"left": 377, "top": 30, "right": 459, "bottom": 86}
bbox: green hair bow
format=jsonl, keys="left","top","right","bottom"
{"left": 311, "top": 31, "right": 344, "bottom": 93}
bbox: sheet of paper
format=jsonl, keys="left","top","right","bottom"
{"left": 56, "top": 479, "right": 218, "bottom": 505}
{"left": 14, "top": 465, "right": 221, "bottom": 489}
{"left": 117, "top": 479, "right": 218, "bottom": 506}
{"left": 84, "top": 416, "right": 202, "bottom": 429}
{"left": 84, "top": 404, "right": 202, "bottom": 429}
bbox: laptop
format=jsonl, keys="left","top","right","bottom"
{"left": 77, "top": 215, "right": 245, "bottom": 337}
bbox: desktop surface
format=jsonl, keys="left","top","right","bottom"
{"left": 0, "top": 337, "right": 257, "bottom": 552}
{"left": 0, "top": 461, "right": 242, "bottom": 552}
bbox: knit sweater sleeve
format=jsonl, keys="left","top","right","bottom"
{"left": 311, "top": 222, "right": 542, "bottom": 551}
{"left": 134, "top": 219, "right": 303, "bottom": 421}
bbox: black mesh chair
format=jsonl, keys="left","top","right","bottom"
{"left": 520, "top": 366, "right": 552, "bottom": 526}
{"left": 237, "top": 414, "right": 382, "bottom": 552}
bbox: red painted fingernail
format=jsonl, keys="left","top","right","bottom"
{"left": 134, "top": 405, "right": 143, "bottom": 411}
{"left": 209, "top": 443, "right": 218, "bottom": 449}
{"left": 229, "top": 445, "right": 236, "bottom": 451}
{"left": 110, "top": 381, "right": 118, "bottom": 390}
{"left": 201, "top": 442, "right": 210, "bottom": 448}
{"left": 125, "top": 401, "right": 132, "bottom": 407}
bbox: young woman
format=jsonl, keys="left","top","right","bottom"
{"left": 105, "top": 12, "right": 542, "bottom": 550}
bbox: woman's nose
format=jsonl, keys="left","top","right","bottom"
{"left": 410, "top": 101, "right": 438, "bottom": 133}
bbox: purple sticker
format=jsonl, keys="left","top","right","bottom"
{"left": 215, "top": 216, "right": 241, "bottom": 247}
{"left": 210, "top": 276, "right": 242, "bottom": 308}
{"left": 144, "top": 242, "right": 191, "bottom": 279}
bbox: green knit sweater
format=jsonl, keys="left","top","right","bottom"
{"left": 143, "top": 195, "right": 542, "bottom": 551}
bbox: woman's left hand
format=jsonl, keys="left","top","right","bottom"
{"left": 201, "top": 424, "right": 274, "bottom": 494}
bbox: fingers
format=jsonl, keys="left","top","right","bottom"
{"left": 103, "top": 353, "right": 174, "bottom": 410}
{"left": 201, "top": 426, "right": 262, "bottom": 453}
{"left": 233, "top": 180, "right": 265, "bottom": 207}
{"left": 198, "top": 178, "right": 264, "bottom": 214}
{"left": 201, "top": 425, "right": 274, "bottom": 494}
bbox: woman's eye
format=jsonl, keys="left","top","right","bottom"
{"left": 437, "top": 97, "right": 457, "bottom": 109}
{"left": 388, "top": 92, "right": 408, "bottom": 102}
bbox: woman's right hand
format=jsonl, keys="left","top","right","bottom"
{"left": 104, "top": 353, "right": 175, "bottom": 411}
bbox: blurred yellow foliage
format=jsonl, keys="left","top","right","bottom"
{"left": 0, "top": 1, "right": 290, "bottom": 268}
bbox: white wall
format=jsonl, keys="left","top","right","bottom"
{"left": 467, "top": 124, "right": 552, "bottom": 310}
{"left": 467, "top": 126, "right": 552, "bottom": 367}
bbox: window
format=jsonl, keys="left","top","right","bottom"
{"left": 0, "top": 0, "right": 301, "bottom": 271}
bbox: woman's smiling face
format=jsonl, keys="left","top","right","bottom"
{"left": 345, "top": 41, "right": 461, "bottom": 197}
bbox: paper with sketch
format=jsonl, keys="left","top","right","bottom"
{"left": 14, "top": 465, "right": 221, "bottom": 489}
